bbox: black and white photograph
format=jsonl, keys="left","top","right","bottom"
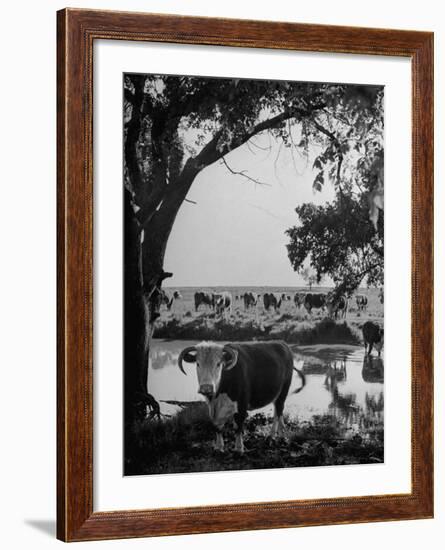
{"left": 123, "top": 73, "right": 384, "bottom": 476}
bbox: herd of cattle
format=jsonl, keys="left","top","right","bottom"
{"left": 160, "top": 288, "right": 383, "bottom": 319}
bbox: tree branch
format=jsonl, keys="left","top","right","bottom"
{"left": 220, "top": 157, "right": 270, "bottom": 186}
{"left": 178, "top": 103, "right": 327, "bottom": 191}
{"left": 309, "top": 116, "right": 344, "bottom": 189}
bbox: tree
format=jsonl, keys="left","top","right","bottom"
{"left": 301, "top": 267, "right": 318, "bottom": 290}
{"left": 286, "top": 193, "right": 383, "bottom": 297}
{"left": 123, "top": 74, "right": 384, "bottom": 460}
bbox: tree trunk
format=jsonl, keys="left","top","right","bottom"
{"left": 124, "top": 188, "right": 160, "bottom": 472}
{"left": 124, "top": 169, "right": 195, "bottom": 443}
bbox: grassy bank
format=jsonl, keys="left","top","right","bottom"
{"left": 125, "top": 402, "right": 383, "bottom": 476}
{"left": 153, "top": 315, "right": 361, "bottom": 345}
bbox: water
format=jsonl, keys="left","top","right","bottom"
{"left": 148, "top": 340, "right": 384, "bottom": 425}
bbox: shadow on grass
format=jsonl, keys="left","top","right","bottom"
{"left": 125, "top": 403, "right": 383, "bottom": 476}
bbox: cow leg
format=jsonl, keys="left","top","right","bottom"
{"left": 277, "top": 415, "right": 286, "bottom": 437}
{"left": 234, "top": 411, "right": 247, "bottom": 453}
{"left": 271, "top": 376, "right": 292, "bottom": 439}
{"left": 214, "top": 430, "right": 225, "bottom": 452}
{"left": 368, "top": 342, "right": 374, "bottom": 356}
{"left": 270, "top": 411, "right": 279, "bottom": 438}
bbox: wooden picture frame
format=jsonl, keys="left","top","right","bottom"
{"left": 57, "top": 8, "right": 434, "bottom": 542}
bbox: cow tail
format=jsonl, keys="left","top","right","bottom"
{"left": 292, "top": 367, "right": 306, "bottom": 394}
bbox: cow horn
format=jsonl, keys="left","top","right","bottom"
{"left": 177, "top": 346, "right": 197, "bottom": 375}
{"left": 222, "top": 346, "right": 238, "bottom": 370}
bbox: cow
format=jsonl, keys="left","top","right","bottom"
{"left": 294, "top": 292, "right": 306, "bottom": 309}
{"left": 194, "top": 291, "right": 215, "bottom": 312}
{"left": 242, "top": 292, "right": 259, "bottom": 311}
{"left": 303, "top": 293, "right": 326, "bottom": 314}
{"left": 263, "top": 292, "right": 286, "bottom": 313}
{"left": 378, "top": 288, "right": 384, "bottom": 305}
{"left": 160, "top": 290, "right": 182, "bottom": 311}
{"left": 355, "top": 294, "right": 368, "bottom": 311}
{"left": 326, "top": 294, "right": 348, "bottom": 319}
{"left": 214, "top": 291, "right": 232, "bottom": 317}
{"left": 178, "top": 341, "right": 306, "bottom": 453}
{"left": 362, "top": 321, "right": 384, "bottom": 356}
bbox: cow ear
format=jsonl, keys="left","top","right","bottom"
{"left": 183, "top": 350, "right": 197, "bottom": 363}
{"left": 222, "top": 347, "right": 238, "bottom": 370}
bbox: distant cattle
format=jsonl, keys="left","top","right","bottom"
{"left": 160, "top": 290, "right": 182, "bottom": 311}
{"left": 242, "top": 292, "right": 259, "bottom": 311}
{"left": 362, "top": 321, "right": 384, "bottom": 356}
{"left": 326, "top": 294, "right": 348, "bottom": 319}
{"left": 178, "top": 340, "right": 306, "bottom": 453}
{"left": 378, "top": 288, "right": 384, "bottom": 304}
{"left": 263, "top": 292, "right": 287, "bottom": 313}
{"left": 355, "top": 294, "right": 368, "bottom": 311}
{"left": 214, "top": 291, "right": 232, "bottom": 317}
{"left": 303, "top": 293, "right": 326, "bottom": 314}
{"left": 194, "top": 291, "right": 215, "bottom": 312}
{"left": 294, "top": 292, "right": 306, "bottom": 309}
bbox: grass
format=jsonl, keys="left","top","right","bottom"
{"left": 153, "top": 315, "right": 361, "bottom": 345}
{"left": 125, "top": 402, "right": 383, "bottom": 476}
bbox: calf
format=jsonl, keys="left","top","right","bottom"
{"left": 178, "top": 341, "right": 306, "bottom": 453}
{"left": 362, "top": 321, "right": 384, "bottom": 356}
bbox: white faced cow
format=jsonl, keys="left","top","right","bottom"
{"left": 294, "top": 292, "right": 306, "bottom": 309}
{"left": 355, "top": 294, "right": 368, "bottom": 311}
{"left": 160, "top": 290, "right": 182, "bottom": 311}
{"left": 263, "top": 292, "right": 287, "bottom": 313}
{"left": 194, "top": 291, "right": 215, "bottom": 312}
{"left": 178, "top": 341, "right": 306, "bottom": 453}
{"left": 326, "top": 294, "right": 348, "bottom": 319}
{"left": 214, "top": 291, "right": 232, "bottom": 318}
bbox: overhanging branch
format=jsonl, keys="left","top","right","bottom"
{"left": 220, "top": 157, "right": 270, "bottom": 186}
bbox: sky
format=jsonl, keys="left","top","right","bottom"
{"left": 163, "top": 130, "right": 335, "bottom": 288}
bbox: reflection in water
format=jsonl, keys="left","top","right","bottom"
{"left": 323, "top": 359, "right": 359, "bottom": 425}
{"left": 151, "top": 349, "right": 175, "bottom": 370}
{"left": 362, "top": 355, "right": 384, "bottom": 383}
{"left": 148, "top": 340, "right": 384, "bottom": 428}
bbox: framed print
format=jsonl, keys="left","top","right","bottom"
{"left": 57, "top": 8, "right": 434, "bottom": 542}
